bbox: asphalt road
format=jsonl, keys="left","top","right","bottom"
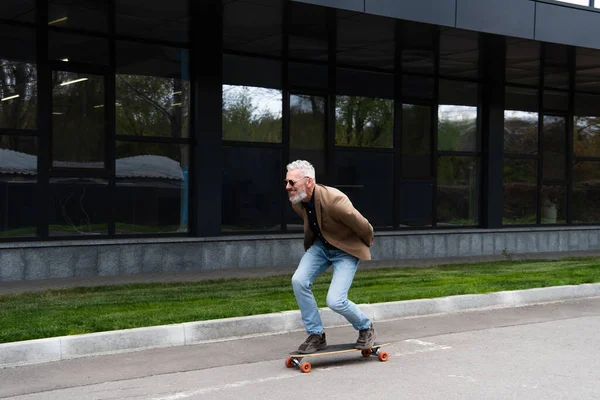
{"left": 2, "top": 297, "right": 600, "bottom": 399}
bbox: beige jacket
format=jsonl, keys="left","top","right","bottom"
{"left": 292, "top": 184, "right": 374, "bottom": 260}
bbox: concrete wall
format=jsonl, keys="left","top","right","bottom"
{"left": 1, "top": 227, "right": 599, "bottom": 281}
{"left": 293, "top": 0, "right": 600, "bottom": 49}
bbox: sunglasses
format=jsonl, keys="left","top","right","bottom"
{"left": 284, "top": 176, "right": 309, "bottom": 187}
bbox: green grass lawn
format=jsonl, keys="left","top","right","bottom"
{"left": 1, "top": 257, "right": 600, "bottom": 344}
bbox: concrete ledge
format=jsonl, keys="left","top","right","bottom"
{"left": 2, "top": 283, "right": 600, "bottom": 368}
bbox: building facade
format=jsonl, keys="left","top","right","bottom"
{"left": 1, "top": 0, "right": 600, "bottom": 281}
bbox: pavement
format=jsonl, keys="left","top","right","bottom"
{"left": 1, "top": 250, "right": 600, "bottom": 369}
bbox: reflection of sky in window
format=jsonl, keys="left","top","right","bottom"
{"left": 556, "top": 0, "right": 590, "bottom": 5}
{"left": 505, "top": 111, "right": 538, "bottom": 122}
{"left": 438, "top": 105, "right": 477, "bottom": 121}
{"left": 223, "top": 85, "right": 282, "bottom": 118}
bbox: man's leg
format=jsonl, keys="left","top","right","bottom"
{"left": 291, "top": 240, "right": 331, "bottom": 335}
{"left": 325, "top": 250, "right": 371, "bottom": 330}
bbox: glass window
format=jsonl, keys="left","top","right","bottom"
{"left": 289, "top": 2, "right": 328, "bottom": 62}
{"left": 52, "top": 71, "right": 105, "bottom": 169}
{"left": 543, "top": 115, "right": 567, "bottom": 182}
{"left": 49, "top": 32, "right": 109, "bottom": 66}
{"left": 438, "top": 80, "right": 479, "bottom": 152}
{"left": 222, "top": 146, "right": 282, "bottom": 232}
{"left": 224, "top": 0, "right": 282, "bottom": 57}
{"left": 506, "top": 39, "right": 540, "bottom": 86}
{"left": 289, "top": 94, "right": 326, "bottom": 181}
{"left": 222, "top": 85, "right": 282, "bottom": 143}
{"left": 48, "top": 0, "right": 109, "bottom": 33}
{"left": 401, "top": 21, "right": 436, "bottom": 75}
{"left": 544, "top": 90, "right": 568, "bottom": 112}
{"left": 288, "top": 62, "right": 328, "bottom": 91}
{"left": 115, "top": 142, "right": 189, "bottom": 234}
{"left": 573, "top": 161, "right": 600, "bottom": 222}
{"left": 437, "top": 156, "right": 479, "bottom": 226}
{"left": 398, "top": 182, "right": 433, "bottom": 227}
{"left": 541, "top": 185, "right": 566, "bottom": 224}
{"left": 544, "top": 44, "right": 569, "bottom": 90}
{"left": 439, "top": 28, "right": 479, "bottom": 80}
{"left": 576, "top": 48, "right": 600, "bottom": 93}
{"left": 337, "top": 13, "right": 395, "bottom": 71}
{"left": 402, "top": 104, "right": 432, "bottom": 178}
{"left": 49, "top": 178, "right": 108, "bottom": 236}
{"left": 1, "top": 0, "right": 36, "bottom": 22}
{"left": 335, "top": 96, "right": 393, "bottom": 148}
{"left": 116, "top": 42, "right": 189, "bottom": 138}
{"left": 335, "top": 150, "right": 393, "bottom": 228}
{"left": 116, "top": 0, "right": 189, "bottom": 44}
{"left": 503, "top": 158, "right": 537, "bottom": 225}
{"left": 0, "top": 61, "right": 37, "bottom": 130}
{"left": 0, "top": 135, "right": 37, "bottom": 237}
{"left": 402, "top": 75, "right": 434, "bottom": 102}
{"left": 223, "top": 54, "right": 281, "bottom": 90}
{"left": 574, "top": 93, "right": 600, "bottom": 157}
{"left": 504, "top": 87, "right": 538, "bottom": 155}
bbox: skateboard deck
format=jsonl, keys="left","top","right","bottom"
{"left": 285, "top": 342, "right": 390, "bottom": 373}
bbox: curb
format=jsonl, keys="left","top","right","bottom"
{"left": 2, "top": 283, "right": 600, "bottom": 368}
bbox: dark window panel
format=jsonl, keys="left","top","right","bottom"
{"left": 223, "top": 55, "right": 282, "bottom": 90}
{"left": 505, "top": 86, "right": 538, "bottom": 113}
{"left": 335, "top": 150, "right": 393, "bottom": 228}
{"left": 289, "top": 2, "right": 328, "bottom": 62}
{"left": 0, "top": 0, "right": 36, "bottom": 22}
{"left": 504, "top": 86, "right": 538, "bottom": 155}
{"left": 0, "top": 135, "right": 37, "bottom": 238}
{"left": 503, "top": 158, "right": 537, "bottom": 225}
{"left": 116, "top": 0, "right": 189, "bottom": 44}
{"left": 574, "top": 93, "right": 600, "bottom": 157}
{"left": 222, "top": 146, "right": 282, "bottom": 232}
{"left": 437, "top": 156, "right": 479, "bottom": 226}
{"left": 543, "top": 90, "right": 568, "bottom": 112}
{"left": 0, "top": 60, "right": 37, "bottom": 130}
{"left": 398, "top": 181, "right": 433, "bottom": 227}
{"left": 336, "top": 68, "right": 394, "bottom": 99}
{"left": 49, "top": 32, "right": 109, "bottom": 66}
{"left": 506, "top": 38, "right": 540, "bottom": 86}
{"left": 544, "top": 43, "right": 569, "bottom": 90}
{"left": 439, "top": 28, "right": 479, "bottom": 80}
{"left": 115, "top": 142, "right": 189, "bottom": 234}
{"left": 223, "top": 0, "right": 282, "bottom": 57}
{"left": 402, "top": 75, "right": 434, "bottom": 102}
{"left": 573, "top": 161, "right": 600, "bottom": 223}
{"left": 48, "top": 0, "right": 109, "bottom": 33}
{"left": 542, "top": 115, "right": 567, "bottom": 182}
{"left": 116, "top": 42, "right": 190, "bottom": 139}
{"left": 48, "top": 178, "right": 109, "bottom": 236}
{"left": 402, "top": 104, "right": 432, "bottom": 178}
{"left": 576, "top": 47, "right": 600, "bottom": 94}
{"left": 222, "top": 85, "right": 282, "bottom": 143}
{"left": 288, "top": 62, "right": 328, "bottom": 91}
{"left": 52, "top": 71, "right": 105, "bottom": 169}
{"left": 337, "top": 12, "right": 395, "bottom": 71}
{"left": 335, "top": 96, "right": 393, "bottom": 148}
{"left": 540, "top": 185, "right": 566, "bottom": 224}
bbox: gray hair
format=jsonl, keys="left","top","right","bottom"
{"left": 286, "top": 160, "right": 316, "bottom": 181}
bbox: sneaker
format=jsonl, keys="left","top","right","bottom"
{"left": 354, "top": 324, "right": 376, "bottom": 349}
{"left": 297, "top": 333, "right": 327, "bottom": 354}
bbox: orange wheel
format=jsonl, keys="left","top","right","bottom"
{"left": 300, "top": 362, "right": 312, "bottom": 373}
{"left": 378, "top": 351, "right": 389, "bottom": 362}
{"left": 285, "top": 357, "right": 294, "bottom": 368}
{"left": 361, "top": 349, "right": 372, "bottom": 357}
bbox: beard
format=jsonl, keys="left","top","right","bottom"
{"left": 288, "top": 189, "right": 308, "bottom": 204}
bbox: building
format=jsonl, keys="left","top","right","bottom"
{"left": 1, "top": 0, "right": 600, "bottom": 281}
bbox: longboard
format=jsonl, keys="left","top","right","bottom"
{"left": 285, "top": 342, "right": 390, "bottom": 373}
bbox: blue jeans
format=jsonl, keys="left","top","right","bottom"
{"left": 291, "top": 240, "right": 371, "bottom": 335}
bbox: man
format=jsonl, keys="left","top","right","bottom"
{"left": 285, "top": 159, "right": 375, "bottom": 354}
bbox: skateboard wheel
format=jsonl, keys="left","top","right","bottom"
{"left": 361, "top": 349, "right": 372, "bottom": 357}
{"left": 378, "top": 351, "right": 389, "bottom": 362}
{"left": 300, "top": 362, "right": 312, "bottom": 373}
{"left": 285, "top": 357, "right": 294, "bottom": 368}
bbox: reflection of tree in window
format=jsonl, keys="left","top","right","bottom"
{"left": 335, "top": 96, "right": 393, "bottom": 148}
{"left": 0, "top": 60, "right": 37, "bottom": 130}
{"left": 222, "top": 85, "right": 282, "bottom": 143}
{"left": 437, "top": 105, "right": 477, "bottom": 151}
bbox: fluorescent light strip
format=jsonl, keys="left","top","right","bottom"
{"left": 60, "top": 58, "right": 69, "bottom": 62}
{"left": 173, "top": 91, "right": 182, "bottom": 95}
{"left": 171, "top": 102, "right": 182, "bottom": 107}
{"left": 1, "top": 94, "right": 20, "bottom": 101}
{"left": 60, "top": 78, "right": 88, "bottom": 86}
{"left": 93, "top": 104, "right": 104, "bottom": 109}
{"left": 48, "top": 16, "right": 68, "bottom": 25}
